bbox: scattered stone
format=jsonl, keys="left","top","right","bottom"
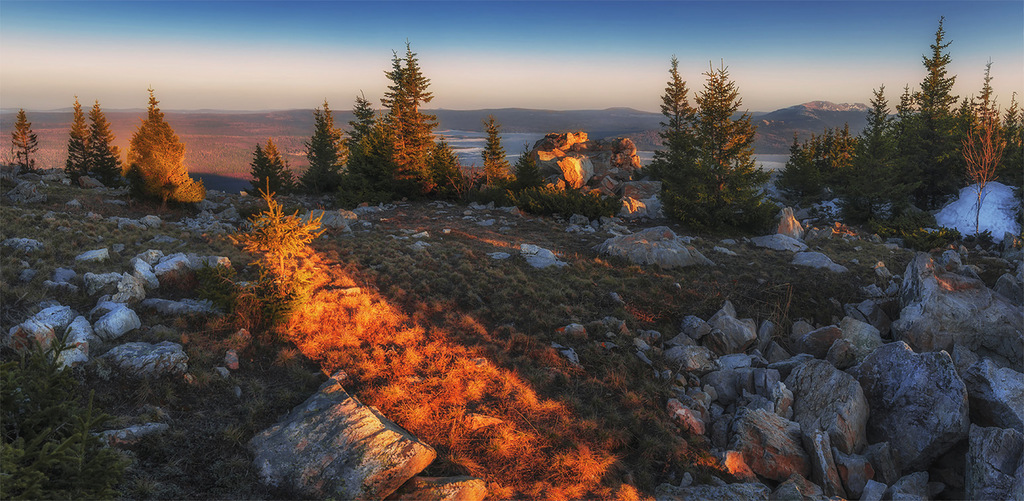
{"left": 771, "top": 473, "right": 824, "bottom": 501}
{"left": 84, "top": 272, "right": 123, "bottom": 295}
{"left": 102, "top": 341, "right": 188, "bottom": 377}
{"left": 140, "top": 298, "right": 219, "bottom": 316}
{"left": 785, "top": 359, "right": 869, "bottom": 455}
{"left": 863, "top": 441, "right": 900, "bottom": 485}
{"left": 965, "top": 424, "right": 1023, "bottom": 501}
{"left": 3, "top": 237, "right": 44, "bottom": 253}
{"left": 961, "top": 359, "right": 1024, "bottom": 432}
{"left": 225, "top": 350, "right": 239, "bottom": 370}
{"left": 860, "top": 479, "right": 887, "bottom": 501}
{"left": 250, "top": 371, "right": 436, "bottom": 499}
{"left": 112, "top": 273, "right": 147, "bottom": 303}
{"left": 78, "top": 175, "right": 105, "bottom": 189}
{"left": 751, "top": 234, "right": 808, "bottom": 252}
{"left": 704, "top": 301, "right": 757, "bottom": 355}
{"left": 65, "top": 198, "right": 82, "bottom": 208}
{"left": 667, "top": 398, "right": 705, "bottom": 435}
{"left": 154, "top": 253, "right": 192, "bottom": 278}
{"left": 385, "top": 476, "right": 487, "bottom": 501}
{"left": 5, "top": 305, "right": 77, "bottom": 352}
{"left": 75, "top": 248, "right": 109, "bottom": 262}
{"left": 664, "top": 345, "right": 717, "bottom": 374}
{"left": 56, "top": 316, "right": 97, "bottom": 368}
{"left": 832, "top": 448, "right": 875, "bottom": 499}
{"left": 99, "top": 423, "right": 170, "bottom": 448}
{"left": 889, "top": 471, "right": 929, "bottom": 501}
{"left": 594, "top": 226, "right": 714, "bottom": 268}
{"left": 6, "top": 181, "right": 46, "bottom": 203}
{"left": 851, "top": 341, "right": 969, "bottom": 472}
{"left": 486, "top": 252, "right": 510, "bottom": 260}
{"left": 19, "top": 269, "right": 36, "bottom": 282}
{"left": 131, "top": 258, "right": 160, "bottom": 289}
{"left": 792, "top": 252, "right": 849, "bottom": 273}
{"left": 794, "top": 325, "right": 841, "bottom": 359}
{"left": 139, "top": 215, "right": 162, "bottom": 228}
{"left": 92, "top": 303, "right": 141, "bottom": 341}
{"left": 464, "top": 413, "right": 504, "bottom": 431}
{"left": 520, "top": 244, "right": 566, "bottom": 268}
{"left": 801, "top": 427, "right": 845, "bottom": 498}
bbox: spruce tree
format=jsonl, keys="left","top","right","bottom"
{"left": 382, "top": 42, "right": 437, "bottom": 195}
{"left": 647, "top": 56, "right": 697, "bottom": 182}
{"left": 482, "top": 115, "right": 510, "bottom": 185}
{"left": 127, "top": 88, "right": 205, "bottom": 207}
{"left": 339, "top": 116, "right": 397, "bottom": 207}
{"left": 1000, "top": 94, "right": 1023, "bottom": 189}
{"left": 511, "top": 149, "right": 543, "bottom": 191}
{"left": 348, "top": 92, "right": 376, "bottom": 146}
{"left": 428, "top": 139, "right": 467, "bottom": 200}
{"left": 300, "top": 100, "right": 346, "bottom": 195}
{"left": 910, "top": 17, "right": 961, "bottom": 209}
{"left": 250, "top": 138, "right": 295, "bottom": 195}
{"left": 65, "top": 97, "right": 90, "bottom": 181}
{"left": 87, "top": 101, "right": 123, "bottom": 186}
{"left": 11, "top": 109, "right": 39, "bottom": 172}
{"left": 669, "top": 62, "right": 773, "bottom": 230}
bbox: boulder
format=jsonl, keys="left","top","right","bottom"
{"left": 961, "top": 359, "right": 1024, "bottom": 432}
{"left": 667, "top": 399, "right": 705, "bottom": 435}
{"left": 994, "top": 271, "right": 1023, "bottom": 306}
{"left": 139, "top": 215, "right": 162, "bottom": 228}
{"left": 2, "top": 237, "right": 44, "bottom": 253}
{"left": 832, "top": 448, "right": 875, "bottom": 499}
{"left": 84, "top": 272, "right": 123, "bottom": 295}
{"left": 801, "top": 427, "right": 845, "bottom": 498}
{"left": 112, "top": 273, "right": 147, "bottom": 303}
{"left": 594, "top": 226, "right": 714, "bottom": 269}
{"left": 92, "top": 303, "right": 141, "bottom": 341}
{"left": 730, "top": 408, "right": 809, "bottom": 482}
{"left": 791, "top": 252, "right": 848, "bottom": 273}
{"left": 6, "top": 181, "right": 46, "bottom": 203}
{"left": 140, "top": 298, "right": 219, "bottom": 316}
{"left": 250, "top": 371, "right": 436, "bottom": 499}
{"left": 101, "top": 341, "right": 188, "bottom": 377}
{"left": 556, "top": 156, "right": 594, "bottom": 189}
{"left": 851, "top": 341, "right": 969, "bottom": 472}
{"left": 385, "top": 476, "right": 487, "bottom": 501}
{"left": 664, "top": 345, "right": 717, "bottom": 374}
{"left": 893, "top": 253, "right": 1024, "bottom": 366}
{"left": 75, "top": 248, "right": 109, "bottom": 262}
{"left": 135, "top": 249, "right": 165, "bottom": 266}
{"left": 619, "top": 196, "right": 664, "bottom": 219}
{"left": 860, "top": 479, "right": 887, "bottom": 501}
{"left": 863, "top": 441, "right": 900, "bottom": 485}
{"left": 965, "top": 425, "right": 1023, "bottom": 501}
{"left": 5, "top": 305, "right": 76, "bottom": 352}
{"left": 78, "top": 175, "right": 105, "bottom": 189}
{"left": 777, "top": 207, "right": 805, "bottom": 240}
{"left": 305, "top": 209, "right": 357, "bottom": 231}
{"left": 793, "top": 326, "right": 841, "bottom": 359}
{"left": 99, "top": 423, "right": 170, "bottom": 448}
{"left": 654, "top": 482, "right": 770, "bottom": 501}
{"left": 702, "top": 367, "right": 780, "bottom": 406}
{"left": 770, "top": 473, "right": 824, "bottom": 501}
{"left": 154, "top": 253, "right": 192, "bottom": 278}
{"left": 621, "top": 181, "right": 662, "bottom": 200}
{"left": 751, "top": 234, "right": 808, "bottom": 252}
{"left": 888, "top": 471, "right": 929, "bottom": 501}
{"left": 131, "top": 258, "right": 160, "bottom": 289}
{"left": 56, "top": 316, "right": 97, "bottom": 368}
{"left": 520, "top": 244, "right": 566, "bottom": 268}
{"left": 837, "top": 316, "right": 883, "bottom": 364}
{"left": 704, "top": 301, "right": 757, "bottom": 355}
{"left": 785, "top": 359, "right": 869, "bottom": 455}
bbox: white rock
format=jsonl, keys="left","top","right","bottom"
{"left": 751, "top": 234, "right": 809, "bottom": 252}
{"left": 2, "top": 238, "right": 44, "bottom": 253}
{"left": 135, "top": 249, "right": 165, "bottom": 265}
{"left": 154, "top": 253, "right": 191, "bottom": 277}
{"left": 75, "top": 248, "right": 109, "bottom": 262}
{"left": 102, "top": 341, "right": 188, "bottom": 377}
{"left": 93, "top": 303, "right": 141, "bottom": 341}
{"left": 520, "top": 244, "right": 567, "bottom": 268}
{"left": 84, "top": 272, "right": 123, "bottom": 295}
{"left": 139, "top": 215, "right": 162, "bottom": 228}
{"left": 792, "top": 252, "right": 849, "bottom": 273}
{"left": 56, "top": 316, "right": 97, "bottom": 368}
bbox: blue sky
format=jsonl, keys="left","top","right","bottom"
{"left": 1, "top": 1, "right": 1021, "bottom": 112}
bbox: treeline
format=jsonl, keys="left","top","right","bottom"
{"left": 776, "top": 18, "right": 1023, "bottom": 224}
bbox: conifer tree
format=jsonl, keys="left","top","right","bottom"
{"left": 65, "top": 97, "right": 90, "bottom": 180}
{"left": 482, "top": 115, "right": 510, "bottom": 185}
{"left": 511, "top": 149, "right": 543, "bottom": 191}
{"left": 250, "top": 138, "right": 295, "bottom": 195}
{"left": 87, "top": 101, "right": 123, "bottom": 186}
{"left": 428, "top": 139, "right": 467, "bottom": 200}
{"left": 348, "top": 92, "right": 376, "bottom": 146}
{"left": 127, "top": 88, "right": 205, "bottom": 207}
{"left": 659, "top": 61, "right": 772, "bottom": 230}
{"left": 909, "top": 17, "right": 961, "bottom": 208}
{"left": 840, "top": 86, "right": 915, "bottom": 222}
{"left": 11, "top": 109, "right": 38, "bottom": 172}
{"left": 382, "top": 42, "right": 437, "bottom": 195}
{"left": 340, "top": 115, "right": 397, "bottom": 207}
{"left": 300, "top": 100, "right": 346, "bottom": 194}
{"left": 999, "top": 94, "right": 1023, "bottom": 189}
{"left": 647, "top": 56, "right": 697, "bottom": 182}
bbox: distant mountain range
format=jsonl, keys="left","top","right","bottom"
{"left": 0, "top": 101, "right": 870, "bottom": 187}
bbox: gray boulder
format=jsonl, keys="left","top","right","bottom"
{"left": 851, "top": 341, "right": 969, "bottom": 472}
{"left": 751, "top": 234, "right": 808, "bottom": 252}
{"left": 784, "top": 359, "right": 869, "bottom": 455}
{"left": 84, "top": 272, "right": 123, "bottom": 295}
{"left": 663, "top": 345, "right": 717, "bottom": 374}
{"left": 5, "top": 305, "right": 76, "bottom": 352}
{"left": 101, "top": 341, "right": 188, "bottom": 377}
{"left": 6, "top": 181, "right": 46, "bottom": 203}
{"left": 801, "top": 427, "right": 844, "bottom": 498}
{"left": 594, "top": 226, "right": 714, "bottom": 268}
{"left": 793, "top": 325, "right": 841, "bottom": 359}
{"left": 75, "top": 248, "right": 109, "bottom": 262}
{"left": 961, "top": 359, "right": 1024, "bottom": 432}
{"left": 889, "top": 471, "right": 929, "bottom": 501}
{"left": 836, "top": 316, "right": 883, "bottom": 364}
{"left": 154, "top": 253, "right": 192, "bottom": 277}
{"left": 965, "top": 425, "right": 1023, "bottom": 501}
{"left": 112, "top": 273, "right": 147, "bottom": 303}
{"left": 250, "top": 371, "right": 436, "bottom": 499}
{"left": 704, "top": 301, "right": 757, "bottom": 355}
{"left": 92, "top": 302, "right": 141, "bottom": 341}
{"left": 2, "top": 237, "right": 44, "bottom": 253}
{"left": 770, "top": 473, "right": 824, "bottom": 501}
{"left": 140, "top": 298, "right": 219, "bottom": 316}
{"left": 792, "top": 252, "right": 849, "bottom": 273}
{"left": 994, "top": 271, "right": 1023, "bottom": 306}
{"left": 730, "top": 408, "right": 809, "bottom": 482}
{"left": 56, "top": 316, "right": 97, "bottom": 368}
{"left": 893, "top": 252, "right": 1024, "bottom": 366}
{"left": 519, "top": 244, "right": 566, "bottom": 268}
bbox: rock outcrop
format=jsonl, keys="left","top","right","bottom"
{"left": 529, "top": 132, "right": 641, "bottom": 193}
{"left": 594, "top": 226, "right": 713, "bottom": 269}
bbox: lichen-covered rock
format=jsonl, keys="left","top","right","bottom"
{"left": 894, "top": 252, "right": 1024, "bottom": 366}
{"left": 102, "top": 341, "right": 188, "bottom": 377}
{"left": 250, "top": 371, "right": 436, "bottom": 499}
{"left": 785, "top": 359, "right": 869, "bottom": 455}
{"left": 84, "top": 272, "right": 123, "bottom": 295}
{"left": 56, "top": 316, "right": 97, "bottom": 368}
{"left": 730, "top": 408, "right": 809, "bottom": 482}
{"left": 664, "top": 345, "right": 717, "bottom": 374}
{"left": 6, "top": 181, "right": 46, "bottom": 203}
{"left": 92, "top": 303, "right": 141, "bottom": 341}
{"left": 154, "top": 253, "right": 192, "bottom": 277}
{"left": 851, "top": 341, "right": 969, "bottom": 472}
{"left": 75, "top": 247, "right": 109, "bottom": 262}
{"left": 704, "top": 301, "right": 756, "bottom": 355}
{"left": 131, "top": 258, "right": 160, "bottom": 290}
{"left": 112, "top": 273, "right": 146, "bottom": 303}
{"left": 5, "top": 305, "right": 77, "bottom": 352}
{"left": 965, "top": 425, "right": 1023, "bottom": 501}
{"left": 961, "top": 359, "right": 1024, "bottom": 432}
{"left": 2, "top": 237, "right": 44, "bottom": 253}
{"left": 594, "top": 226, "right": 714, "bottom": 269}
{"left": 386, "top": 476, "right": 487, "bottom": 501}
{"left": 654, "top": 482, "right": 770, "bottom": 501}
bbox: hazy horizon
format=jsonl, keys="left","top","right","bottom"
{"left": 1, "top": 1, "right": 1021, "bottom": 114}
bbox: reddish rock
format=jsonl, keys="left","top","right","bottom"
{"left": 730, "top": 408, "right": 810, "bottom": 482}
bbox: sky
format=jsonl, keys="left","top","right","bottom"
{"left": 1, "top": 1, "right": 1021, "bottom": 113}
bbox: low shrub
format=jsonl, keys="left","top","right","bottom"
{"left": 869, "top": 212, "right": 962, "bottom": 251}
{"left": 195, "top": 265, "right": 238, "bottom": 313}
{"left": 509, "top": 186, "right": 620, "bottom": 220}
{"left": 1, "top": 339, "right": 127, "bottom": 498}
